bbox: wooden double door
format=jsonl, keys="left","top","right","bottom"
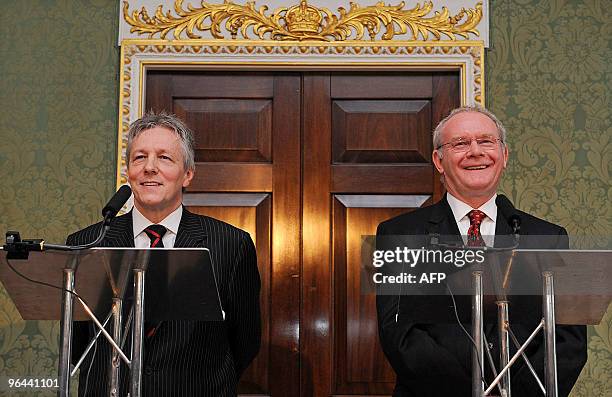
{"left": 146, "top": 70, "right": 459, "bottom": 396}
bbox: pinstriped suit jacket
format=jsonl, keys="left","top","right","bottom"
{"left": 67, "top": 208, "right": 261, "bottom": 396}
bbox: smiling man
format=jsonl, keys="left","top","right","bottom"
{"left": 376, "top": 106, "right": 586, "bottom": 396}
{"left": 432, "top": 108, "right": 508, "bottom": 209}
{"left": 67, "top": 112, "right": 261, "bottom": 396}
{"left": 128, "top": 125, "right": 194, "bottom": 224}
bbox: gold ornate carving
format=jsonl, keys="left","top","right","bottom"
{"left": 285, "top": 1, "right": 322, "bottom": 34}
{"left": 123, "top": 0, "right": 483, "bottom": 41}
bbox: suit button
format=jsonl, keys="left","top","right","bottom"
{"left": 144, "top": 366, "right": 153, "bottom": 376}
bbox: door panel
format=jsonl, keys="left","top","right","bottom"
{"left": 146, "top": 72, "right": 301, "bottom": 396}
{"left": 330, "top": 73, "right": 433, "bottom": 98}
{"left": 332, "top": 196, "right": 430, "bottom": 394}
{"left": 191, "top": 163, "right": 272, "bottom": 192}
{"left": 187, "top": 193, "right": 271, "bottom": 393}
{"left": 332, "top": 165, "right": 433, "bottom": 193}
{"left": 174, "top": 98, "right": 272, "bottom": 162}
{"left": 332, "top": 99, "right": 431, "bottom": 163}
{"left": 303, "top": 72, "right": 459, "bottom": 396}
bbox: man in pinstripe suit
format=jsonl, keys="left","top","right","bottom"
{"left": 68, "top": 112, "right": 261, "bottom": 396}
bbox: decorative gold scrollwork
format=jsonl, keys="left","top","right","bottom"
{"left": 123, "top": 0, "right": 483, "bottom": 41}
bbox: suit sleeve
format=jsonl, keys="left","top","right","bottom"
{"left": 375, "top": 222, "right": 471, "bottom": 392}
{"left": 226, "top": 232, "right": 261, "bottom": 378}
{"left": 513, "top": 227, "right": 587, "bottom": 397}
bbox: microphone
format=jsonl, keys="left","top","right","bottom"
{"left": 102, "top": 185, "right": 132, "bottom": 221}
{"left": 496, "top": 194, "right": 521, "bottom": 236}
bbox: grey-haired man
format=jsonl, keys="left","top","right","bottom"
{"left": 377, "top": 106, "right": 586, "bottom": 396}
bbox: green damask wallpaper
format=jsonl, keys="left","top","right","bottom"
{"left": 0, "top": 0, "right": 119, "bottom": 395}
{"left": 0, "top": 0, "right": 609, "bottom": 396}
{"left": 487, "top": 1, "right": 611, "bottom": 395}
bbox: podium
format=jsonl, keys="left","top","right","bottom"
{"left": 371, "top": 235, "right": 612, "bottom": 397}
{"left": 0, "top": 248, "right": 224, "bottom": 397}
{"left": 466, "top": 249, "right": 611, "bottom": 397}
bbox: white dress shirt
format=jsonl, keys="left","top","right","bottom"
{"left": 446, "top": 193, "right": 497, "bottom": 246}
{"left": 132, "top": 205, "right": 183, "bottom": 248}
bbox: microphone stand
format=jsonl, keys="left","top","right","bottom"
{"left": 3, "top": 214, "right": 113, "bottom": 259}
{"left": 3, "top": 184, "right": 131, "bottom": 257}
{"left": 429, "top": 229, "right": 545, "bottom": 397}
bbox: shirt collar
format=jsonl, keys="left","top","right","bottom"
{"left": 132, "top": 205, "right": 183, "bottom": 238}
{"left": 446, "top": 192, "right": 498, "bottom": 224}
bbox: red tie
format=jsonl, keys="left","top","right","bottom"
{"left": 143, "top": 224, "right": 167, "bottom": 338}
{"left": 467, "top": 210, "right": 486, "bottom": 247}
{"left": 144, "top": 224, "right": 166, "bottom": 248}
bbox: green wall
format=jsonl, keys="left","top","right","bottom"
{"left": 488, "top": 1, "right": 611, "bottom": 394}
{"left": 0, "top": 0, "right": 119, "bottom": 395}
{"left": 0, "top": 0, "right": 609, "bottom": 395}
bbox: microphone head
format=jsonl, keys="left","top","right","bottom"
{"left": 495, "top": 194, "right": 513, "bottom": 212}
{"left": 102, "top": 185, "right": 132, "bottom": 219}
{"left": 496, "top": 194, "right": 521, "bottom": 231}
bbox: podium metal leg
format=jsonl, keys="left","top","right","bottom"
{"left": 71, "top": 311, "right": 113, "bottom": 378}
{"left": 498, "top": 301, "right": 511, "bottom": 397}
{"left": 58, "top": 268, "right": 75, "bottom": 397}
{"left": 472, "top": 271, "right": 484, "bottom": 397}
{"left": 131, "top": 270, "right": 145, "bottom": 397}
{"left": 485, "top": 321, "right": 544, "bottom": 397}
{"left": 543, "top": 272, "right": 558, "bottom": 397}
{"left": 109, "top": 298, "right": 122, "bottom": 397}
{"left": 508, "top": 328, "right": 546, "bottom": 394}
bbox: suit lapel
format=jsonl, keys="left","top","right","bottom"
{"left": 427, "top": 195, "right": 462, "bottom": 245}
{"left": 494, "top": 207, "right": 515, "bottom": 248}
{"left": 495, "top": 207, "right": 513, "bottom": 235}
{"left": 174, "top": 207, "right": 208, "bottom": 248}
{"left": 104, "top": 212, "right": 134, "bottom": 247}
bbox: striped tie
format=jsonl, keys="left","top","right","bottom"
{"left": 144, "top": 224, "right": 166, "bottom": 248}
{"left": 143, "top": 224, "right": 167, "bottom": 338}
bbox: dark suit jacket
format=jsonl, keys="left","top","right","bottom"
{"left": 67, "top": 208, "right": 261, "bottom": 397}
{"left": 376, "top": 195, "right": 586, "bottom": 397}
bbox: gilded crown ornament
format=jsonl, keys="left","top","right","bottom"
{"left": 285, "top": 0, "right": 323, "bottom": 34}
{"left": 123, "top": 0, "right": 482, "bottom": 41}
